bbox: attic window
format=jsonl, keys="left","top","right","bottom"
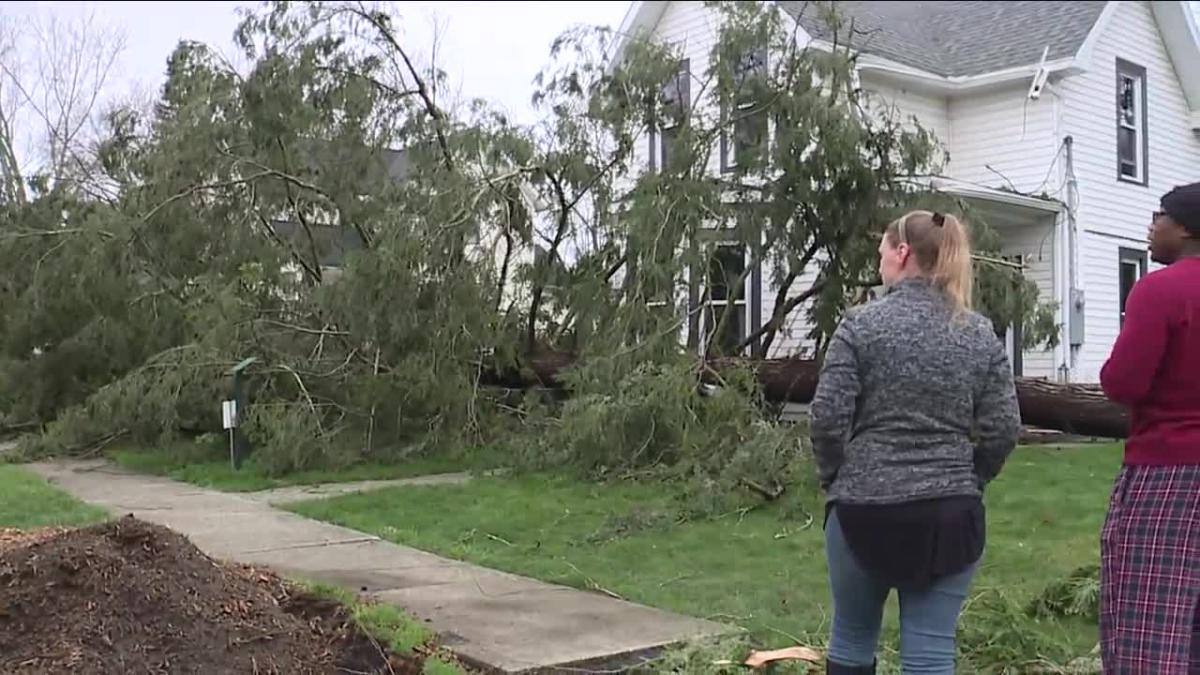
{"left": 1116, "top": 59, "right": 1147, "bottom": 185}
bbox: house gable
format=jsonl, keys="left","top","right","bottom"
{"left": 1148, "top": 1, "right": 1200, "bottom": 127}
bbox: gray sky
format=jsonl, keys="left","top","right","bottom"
{"left": 1, "top": 1, "right": 631, "bottom": 127}
{"left": 1, "top": 1, "right": 1199, "bottom": 142}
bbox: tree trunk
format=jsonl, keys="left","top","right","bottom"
{"left": 481, "top": 351, "right": 1129, "bottom": 439}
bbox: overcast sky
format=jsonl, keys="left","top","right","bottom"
{"left": 2, "top": 1, "right": 1199, "bottom": 135}
{"left": 0, "top": 1, "right": 631, "bottom": 128}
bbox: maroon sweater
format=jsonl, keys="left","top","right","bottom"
{"left": 1100, "top": 256, "right": 1200, "bottom": 465}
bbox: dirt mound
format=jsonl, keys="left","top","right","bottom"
{"left": 0, "top": 516, "right": 421, "bottom": 674}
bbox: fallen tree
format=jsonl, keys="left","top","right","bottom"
{"left": 484, "top": 351, "right": 1129, "bottom": 440}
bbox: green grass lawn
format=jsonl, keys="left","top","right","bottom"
{"left": 290, "top": 443, "right": 1121, "bottom": 668}
{"left": 298, "top": 580, "right": 465, "bottom": 675}
{"left": 0, "top": 465, "right": 109, "bottom": 528}
{"left": 110, "top": 443, "right": 507, "bottom": 492}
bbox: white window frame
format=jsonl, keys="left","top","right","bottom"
{"left": 1116, "top": 58, "right": 1148, "bottom": 185}
{"left": 701, "top": 240, "right": 750, "bottom": 355}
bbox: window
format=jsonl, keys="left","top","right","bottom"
{"left": 703, "top": 242, "right": 748, "bottom": 355}
{"left": 721, "top": 47, "right": 769, "bottom": 172}
{"left": 650, "top": 60, "right": 690, "bottom": 173}
{"left": 1118, "top": 247, "right": 1147, "bottom": 326}
{"left": 1116, "top": 59, "right": 1147, "bottom": 184}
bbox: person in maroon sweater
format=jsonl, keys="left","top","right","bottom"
{"left": 1098, "top": 181, "right": 1200, "bottom": 674}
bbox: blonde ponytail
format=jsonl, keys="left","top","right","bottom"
{"left": 931, "top": 213, "right": 973, "bottom": 313}
{"left": 884, "top": 210, "right": 974, "bottom": 314}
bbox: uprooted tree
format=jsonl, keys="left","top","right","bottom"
{"left": 0, "top": 1, "right": 1112, "bottom": 505}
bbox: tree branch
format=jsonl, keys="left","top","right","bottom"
{"left": 315, "top": 64, "right": 420, "bottom": 98}
{"left": 140, "top": 171, "right": 272, "bottom": 222}
{"left": 527, "top": 169, "right": 571, "bottom": 351}
{"left": 275, "top": 138, "right": 324, "bottom": 284}
{"left": 347, "top": 3, "right": 454, "bottom": 172}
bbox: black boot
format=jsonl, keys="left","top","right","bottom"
{"left": 826, "top": 658, "right": 876, "bottom": 675}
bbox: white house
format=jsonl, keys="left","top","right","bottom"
{"left": 610, "top": 0, "right": 1200, "bottom": 384}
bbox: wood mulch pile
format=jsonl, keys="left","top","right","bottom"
{"left": 0, "top": 515, "right": 424, "bottom": 674}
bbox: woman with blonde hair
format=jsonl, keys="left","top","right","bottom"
{"left": 811, "top": 210, "right": 1021, "bottom": 674}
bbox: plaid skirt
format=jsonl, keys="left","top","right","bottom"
{"left": 1100, "top": 463, "right": 1200, "bottom": 674}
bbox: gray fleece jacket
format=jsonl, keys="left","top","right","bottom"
{"left": 810, "top": 278, "right": 1021, "bottom": 504}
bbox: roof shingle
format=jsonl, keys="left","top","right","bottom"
{"left": 782, "top": 1, "right": 1108, "bottom": 77}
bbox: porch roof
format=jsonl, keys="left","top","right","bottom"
{"left": 927, "top": 177, "right": 1063, "bottom": 215}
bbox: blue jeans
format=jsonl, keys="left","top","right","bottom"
{"left": 825, "top": 508, "right": 978, "bottom": 674}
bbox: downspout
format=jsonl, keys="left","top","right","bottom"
{"left": 1064, "top": 135, "right": 1082, "bottom": 381}
{"left": 1054, "top": 205, "right": 1069, "bottom": 383}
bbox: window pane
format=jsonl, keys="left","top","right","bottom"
{"left": 1118, "top": 127, "right": 1137, "bottom": 176}
{"left": 734, "top": 112, "right": 767, "bottom": 165}
{"left": 662, "top": 64, "right": 688, "bottom": 113}
{"left": 660, "top": 128, "right": 676, "bottom": 170}
{"left": 708, "top": 245, "right": 745, "bottom": 302}
{"left": 1119, "top": 259, "right": 1139, "bottom": 321}
{"left": 733, "top": 49, "right": 766, "bottom": 91}
{"left": 1120, "top": 76, "right": 1137, "bottom": 126}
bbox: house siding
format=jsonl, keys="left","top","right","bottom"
{"left": 946, "top": 85, "right": 1061, "bottom": 195}
{"left": 1059, "top": 0, "right": 1200, "bottom": 382}
{"left": 859, "top": 78, "right": 952, "bottom": 154}
{"left": 765, "top": 250, "right": 825, "bottom": 359}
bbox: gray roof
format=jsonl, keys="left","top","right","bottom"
{"left": 782, "top": 1, "right": 1107, "bottom": 77}
{"left": 269, "top": 219, "right": 366, "bottom": 268}
{"left": 268, "top": 145, "right": 410, "bottom": 268}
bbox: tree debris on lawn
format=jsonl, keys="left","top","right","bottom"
{"left": 0, "top": 515, "right": 424, "bottom": 674}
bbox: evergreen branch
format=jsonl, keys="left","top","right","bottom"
{"left": 1, "top": 227, "right": 115, "bottom": 240}
{"left": 139, "top": 172, "right": 273, "bottom": 222}
{"left": 256, "top": 320, "right": 351, "bottom": 337}
{"left": 315, "top": 65, "right": 421, "bottom": 98}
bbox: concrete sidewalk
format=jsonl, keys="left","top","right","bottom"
{"left": 27, "top": 460, "right": 734, "bottom": 673}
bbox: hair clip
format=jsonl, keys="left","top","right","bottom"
{"left": 932, "top": 212, "right": 945, "bottom": 227}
